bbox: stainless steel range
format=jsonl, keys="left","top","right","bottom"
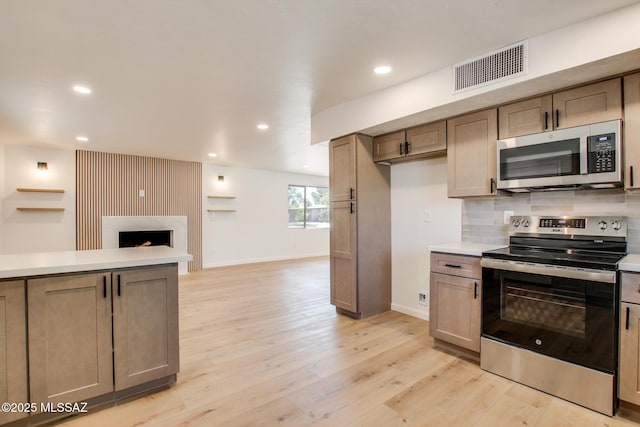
{"left": 481, "top": 215, "right": 627, "bottom": 415}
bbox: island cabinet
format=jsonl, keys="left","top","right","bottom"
{"left": 27, "top": 264, "right": 179, "bottom": 409}
{"left": 429, "top": 252, "right": 481, "bottom": 353}
{"left": 498, "top": 78, "right": 622, "bottom": 139}
{"left": 329, "top": 134, "right": 390, "bottom": 318}
{"left": 113, "top": 266, "right": 179, "bottom": 390}
{"left": 624, "top": 72, "right": 640, "bottom": 190}
{"left": 0, "top": 281, "right": 28, "bottom": 425}
{"left": 447, "top": 108, "right": 499, "bottom": 198}
{"left": 373, "top": 121, "right": 446, "bottom": 163}
{"left": 619, "top": 271, "right": 640, "bottom": 405}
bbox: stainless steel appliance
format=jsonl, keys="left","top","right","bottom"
{"left": 481, "top": 215, "right": 627, "bottom": 415}
{"left": 497, "top": 120, "right": 622, "bottom": 192}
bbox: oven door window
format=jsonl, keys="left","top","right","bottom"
{"left": 482, "top": 268, "right": 615, "bottom": 374}
{"left": 502, "top": 280, "right": 585, "bottom": 338}
{"left": 500, "top": 138, "right": 581, "bottom": 181}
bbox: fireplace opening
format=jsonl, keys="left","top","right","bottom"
{"left": 119, "top": 230, "right": 172, "bottom": 248}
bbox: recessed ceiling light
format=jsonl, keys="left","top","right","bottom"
{"left": 208, "top": 153, "right": 217, "bottom": 158}
{"left": 303, "top": 165, "right": 309, "bottom": 168}
{"left": 73, "top": 85, "right": 92, "bottom": 94}
{"left": 76, "top": 136, "right": 89, "bottom": 142}
{"left": 257, "top": 123, "right": 269, "bottom": 130}
{"left": 374, "top": 65, "right": 391, "bottom": 74}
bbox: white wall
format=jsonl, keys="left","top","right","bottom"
{"left": 0, "top": 144, "right": 76, "bottom": 254}
{"left": 202, "top": 165, "right": 329, "bottom": 268}
{"left": 311, "top": 2, "right": 640, "bottom": 143}
{"left": 390, "top": 157, "right": 462, "bottom": 320}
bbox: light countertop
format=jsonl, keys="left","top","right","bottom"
{"left": 0, "top": 246, "right": 192, "bottom": 279}
{"left": 618, "top": 254, "right": 640, "bottom": 273}
{"left": 429, "top": 242, "right": 507, "bottom": 257}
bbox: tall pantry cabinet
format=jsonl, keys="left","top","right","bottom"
{"left": 329, "top": 134, "right": 391, "bottom": 318}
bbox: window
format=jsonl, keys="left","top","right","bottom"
{"left": 288, "top": 185, "right": 329, "bottom": 229}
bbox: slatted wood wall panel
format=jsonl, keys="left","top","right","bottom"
{"left": 76, "top": 150, "right": 202, "bottom": 271}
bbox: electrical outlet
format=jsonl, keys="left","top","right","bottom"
{"left": 418, "top": 293, "right": 427, "bottom": 305}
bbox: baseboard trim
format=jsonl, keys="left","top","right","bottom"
{"left": 391, "top": 303, "right": 429, "bottom": 320}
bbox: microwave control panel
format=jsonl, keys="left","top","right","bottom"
{"left": 588, "top": 133, "right": 616, "bottom": 173}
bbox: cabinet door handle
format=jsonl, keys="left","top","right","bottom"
{"left": 490, "top": 178, "right": 495, "bottom": 193}
{"left": 626, "top": 306, "right": 631, "bottom": 330}
{"left": 631, "top": 166, "right": 635, "bottom": 187}
{"left": 444, "top": 263, "right": 461, "bottom": 269}
{"left": 544, "top": 111, "right": 549, "bottom": 130}
{"left": 350, "top": 187, "right": 354, "bottom": 200}
{"left": 103, "top": 276, "right": 107, "bottom": 299}
{"left": 117, "top": 275, "right": 121, "bottom": 297}
{"left": 555, "top": 109, "right": 560, "bottom": 127}
{"left": 474, "top": 282, "right": 478, "bottom": 299}
{"left": 399, "top": 142, "right": 404, "bottom": 156}
{"left": 350, "top": 202, "right": 354, "bottom": 214}
{"left": 405, "top": 141, "right": 411, "bottom": 155}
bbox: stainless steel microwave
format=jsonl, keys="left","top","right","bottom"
{"left": 496, "top": 120, "right": 622, "bottom": 192}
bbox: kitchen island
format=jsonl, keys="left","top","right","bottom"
{"left": 0, "top": 246, "right": 192, "bottom": 426}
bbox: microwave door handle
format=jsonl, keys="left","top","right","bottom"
{"left": 580, "top": 136, "right": 588, "bottom": 174}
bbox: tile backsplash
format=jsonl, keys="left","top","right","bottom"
{"left": 462, "top": 189, "right": 640, "bottom": 253}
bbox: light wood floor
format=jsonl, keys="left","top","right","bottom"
{"left": 57, "top": 256, "right": 640, "bottom": 427}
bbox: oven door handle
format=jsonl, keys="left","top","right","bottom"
{"left": 480, "top": 258, "right": 616, "bottom": 284}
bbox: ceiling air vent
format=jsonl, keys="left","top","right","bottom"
{"left": 453, "top": 41, "right": 528, "bottom": 92}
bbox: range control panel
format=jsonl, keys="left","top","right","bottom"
{"left": 509, "top": 215, "right": 627, "bottom": 237}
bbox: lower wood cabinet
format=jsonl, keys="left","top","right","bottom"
{"left": 0, "top": 281, "right": 28, "bottom": 424}
{"left": 619, "top": 272, "right": 640, "bottom": 404}
{"left": 113, "top": 266, "right": 179, "bottom": 391}
{"left": 27, "top": 264, "right": 179, "bottom": 410}
{"left": 429, "top": 252, "right": 481, "bottom": 353}
{"left": 28, "top": 273, "right": 113, "bottom": 407}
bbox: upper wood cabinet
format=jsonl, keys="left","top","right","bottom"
{"left": 498, "top": 95, "right": 552, "bottom": 138}
{"left": 329, "top": 136, "right": 357, "bottom": 202}
{"left": 447, "top": 108, "right": 499, "bottom": 198}
{"left": 624, "top": 72, "right": 640, "bottom": 190}
{"left": 373, "top": 130, "right": 405, "bottom": 162}
{"left": 554, "top": 79, "right": 621, "bottom": 129}
{"left": 0, "top": 281, "right": 28, "bottom": 424}
{"left": 373, "top": 121, "right": 446, "bottom": 163}
{"left": 498, "top": 78, "right": 622, "bottom": 139}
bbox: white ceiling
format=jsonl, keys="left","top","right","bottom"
{"left": 0, "top": 0, "right": 638, "bottom": 177}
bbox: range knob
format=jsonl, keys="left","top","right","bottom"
{"left": 598, "top": 220, "right": 608, "bottom": 230}
{"left": 512, "top": 219, "right": 520, "bottom": 228}
{"left": 612, "top": 220, "right": 622, "bottom": 231}
{"left": 522, "top": 219, "right": 530, "bottom": 228}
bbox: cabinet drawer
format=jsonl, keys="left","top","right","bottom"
{"left": 622, "top": 272, "right": 640, "bottom": 304}
{"left": 430, "top": 252, "right": 481, "bottom": 279}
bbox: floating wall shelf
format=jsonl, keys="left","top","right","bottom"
{"left": 207, "top": 195, "right": 236, "bottom": 199}
{"left": 17, "top": 207, "right": 65, "bottom": 212}
{"left": 17, "top": 188, "right": 65, "bottom": 193}
{"left": 207, "top": 209, "right": 236, "bottom": 213}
